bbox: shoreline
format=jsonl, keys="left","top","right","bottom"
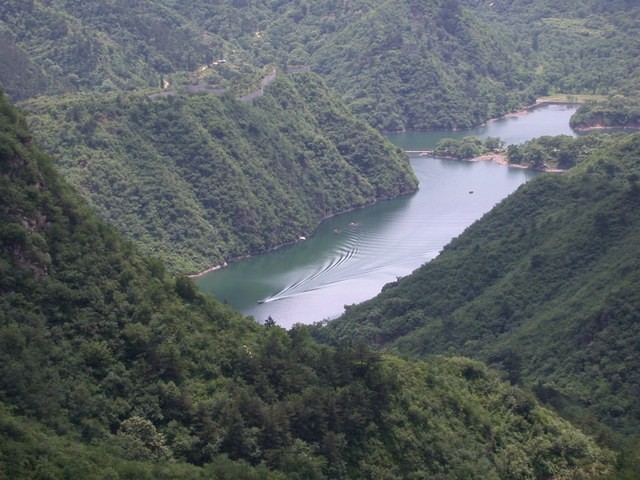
{"left": 190, "top": 101, "right": 576, "bottom": 279}
{"left": 186, "top": 205, "right": 379, "bottom": 278}
{"left": 468, "top": 153, "right": 511, "bottom": 166}
{"left": 188, "top": 262, "right": 229, "bottom": 279}
{"left": 469, "top": 153, "right": 565, "bottom": 173}
{"left": 187, "top": 189, "right": 418, "bottom": 278}
{"left": 482, "top": 100, "right": 579, "bottom": 125}
{"left": 412, "top": 151, "right": 564, "bottom": 172}
{"left": 385, "top": 99, "right": 579, "bottom": 134}
{"left": 572, "top": 123, "right": 640, "bottom": 132}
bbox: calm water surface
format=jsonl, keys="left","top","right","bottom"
{"left": 196, "top": 104, "right": 578, "bottom": 327}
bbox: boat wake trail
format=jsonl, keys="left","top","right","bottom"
{"left": 260, "top": 231, "right": 367, "bottom": 303}
{"left": 259, "top": 224, "right": 422, "bottom": 303}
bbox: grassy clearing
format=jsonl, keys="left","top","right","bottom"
{"left": 537, "top": 93, "right": 606, "bottom": 104}
{"left": 542, "top": 17, "right": 613, "bottom": 38}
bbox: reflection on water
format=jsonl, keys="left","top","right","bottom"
{"left": 385, "top": 103, "right": 580, "bottom": 150}
{"left": 196, "top": 104, "right": 578, "bottom": 327}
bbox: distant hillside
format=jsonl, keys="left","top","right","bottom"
{"left": 23, "top": 72, "right": 417, "bottom": 273}
{"left": 313, "top": 133, "right": 640, "bottom": 439}
{"left": 308, "top": 0, "right": 534, "bottom": 130}
{"left": 0, "top": 0, "right": 532, "bottom": 130}
{"left": 3, "top": 1, "right": 639, "bottom": 129}
{"left": 467, "top": 0, "right": 640, "bottom": 97}
{"left": 0, "top": 91, "right": 613, "bottom": 479}
{"left": 570, "top": 82, "right": 640, "bottom": 130}
{"left": 571, "top": 99, "right": 640, "bottom": 130}
{"left": 0, "top": 0, "right": 228, "bottom": 100}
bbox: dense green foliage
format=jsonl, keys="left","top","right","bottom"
{"left": 571, "top": 98, "right": 640, "bottom": 130}
{"left": 468, "top": 0, "right": 640, "bottom": 97}
{"left": 4, "top": 1, "right": 638, "bottom": 130}
{"left": 0, "top": 0, "right": 230, "bottom": 99}
{"left": 312, "top": 133, "right": 640, "bottom": 444}
{"left": 430, "top": 133, "right": 618, "bottom": 171}
{"left": 2, "top": 1, "right": 640, "bottom": 477}
{"left": 434, "top": 136, "right": 503, "bottom": 160}
{"left": 571, "top": 82, "right": 640, "bottom": 130}
{"left": 505, "top": 134, "right": 619, "bottom": 170}
{"left": 0, "top": 0, "right": 533, "bottom": 131}
{"left": 23, "top": 72, "right": 417, "bottom": 273}
{"left": 307, "top": 0, "right": 534, "bottom": 130}
{"left": 0, "top": 92, "right": 613, "bottom": 478}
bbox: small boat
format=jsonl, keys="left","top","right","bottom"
{"left": 469, "top": 190, "right": 474, "bottom": 194}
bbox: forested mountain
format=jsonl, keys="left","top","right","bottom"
{"left": 570, "top": 81, "right": 640, "bottom": 130}
{"left": 308, "top": 0, "right": 533, "bottom": 130}
{"left": 312, "top": 133, "right": 640, "bottom": 444}
{"left": 2, "top": 1, "right": 640, "bottom": 478}
{"left": 466, "top": 0, "right": 640, "bottom": 95}
{"left": 0, "top": 0, "right": 228, "bottom": 100}
{"left": 8, "top": 0, "right": 639, "bottom": 134}
{"left": 9, "top": 0, "right": 639, "bottom": 270}
{"left": 0, "top": 92, "right": 615, "bottom": 478}
{"left": 22, "top": 72, "right": 417, "bottom": 273}
{"left": 5, "top": 1, "right": 638, "bottom": 130}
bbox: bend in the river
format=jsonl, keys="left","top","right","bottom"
{"left": 195, "top": 104, "right": 579, "bottom": 328}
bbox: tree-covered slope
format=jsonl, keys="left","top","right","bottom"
{"left": 3, "top": 0, "right": 640, "bottom": 130}
{"left": 571, "top": 81, "right": 640, "bottom": 130}
{"left": 23, "top": 72, "right": 417, "bottom": 273}
{"left": 161, "top": 0, "right": 536, "bottom": 130}
{"left": 0, "top": 92, "right": 613, "bottom": 478}
{"left": 571, "top": 97, "right": 640, "bottom": 130}
{"left": 313, "top": 133, "right": 640, "bottom": 437}
{"left": 1, "top": 0, "right": 533, "bottom": 130}
{"left": 309, "top": 0, "right": 534, "bottom": 130}
{"left": 0, "top": 0, "right": 232, "bottom": 100}
{"left": 467, "top": 0, "right": 640, "bottom": 97}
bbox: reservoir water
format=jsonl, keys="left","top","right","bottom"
{"left": 196, "top": 104, "right": 579, "bottom": 328}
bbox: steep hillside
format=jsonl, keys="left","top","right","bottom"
{"left": 309, "top": 0, "right": 533, "bottom": 130}
{"left": 165, "top": 0, "right": 536, "bottom": 130}
{"left": 0, "top": 0, "right": 536, "bottom": 130}
{"left": 313, "top": 133, "right": 640, "bottom": 438}
{"left": 4, "top": 1, "right": 639, "bottom": 130}
{"left": 23, "top": 72, "right": 417, "bottom": 273}
{"left": 570, "top": 81, "right": 640, "bottom": 130}
{"left": 0, "top": 92, "right": 613, "bottom": 478}
{"left": 467, "top": 0, "right": 640, "bottom": 97}
{"left": 0, "top": 0, "right": 230, "bottom": 100}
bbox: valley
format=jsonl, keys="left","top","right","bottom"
{"left": 196, "top": 103, "right": 578, "bottom": 327}
{"left": 1, "top": 1, "right": 639, "bottom": 478}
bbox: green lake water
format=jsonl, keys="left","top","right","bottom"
{"left": 196, "top": 104, "right": 579, "bottom": 327}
